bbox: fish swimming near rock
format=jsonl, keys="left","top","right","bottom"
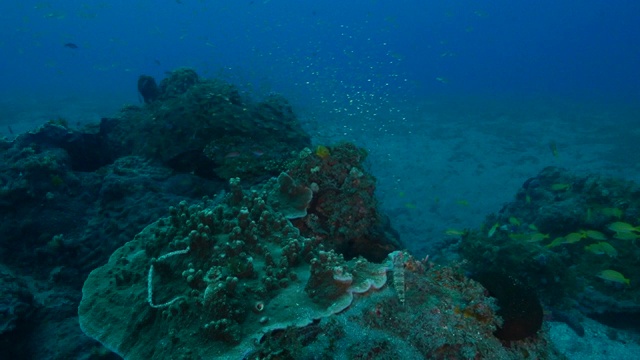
{"left": 582, "top": 230, "right": 607, "bottom": 241}
{"left": 584, "top": 242, "right": 617, "bottom": 257}
{"left": 608, "top": 221, "right": 640, "bottom": 233}
{"left": 597, "top": 269, "right": 630, "bottom": 286}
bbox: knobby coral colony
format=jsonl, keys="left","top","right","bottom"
{"left": 79, "top": 154, "right": 562, "bottom": 360}
{"left": 79, "top": 176, "right": 383, "bottom": 358}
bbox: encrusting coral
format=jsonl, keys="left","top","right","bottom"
{"left": 263, "top": 172, "right": 313, "bottom": 219}
{"left": 78, "top": 175, "right": 395, "bottom": 358}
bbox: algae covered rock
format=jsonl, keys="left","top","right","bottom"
{"left": 111, "top": 68, "right": 311, "bottom": 182}
{"left": 286, "top": 142, "right": 402, "bottom": 262}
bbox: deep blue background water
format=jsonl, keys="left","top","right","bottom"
{"left": 2, "top": 0, "right": 639, "bottom": 112}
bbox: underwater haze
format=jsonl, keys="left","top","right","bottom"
{"left": 2, "top": 1, "right": 639, "bottom": 107}
{"left": 2, "top": 1, "right": 640, "bottom": 359}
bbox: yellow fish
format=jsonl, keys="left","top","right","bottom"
{"left": 315, "top": 145, "right": 331, "bottom": 159}
{"left": 546, "top": 237, "right": 567, "bottom": 248}
{"left": 582, "top": 230, "right": 607, "bottom": 241}
{"left": 550, "top": 183, "right": 572, "bottom": 192}
{"left": 564, "top": 232, "right": 584, "bottom": 244}
{"left": 608, "top": 222, "right": 640, "bottom": 233}
{"left": 613, "top": 232, "right": 640, "bottom": 241}
{"left": 585, "top": 242, "right": 618, "bottom": 257}
{"left": 445, "top": 229, "right": 466, "bottom": 236}
{"left": 527, "top": 233, "right": 550, "bottom": 242}
{"left": 597, "top": 270, "right": 630, "bottom": 286}
{"left": 601, "top": 207, "right": 623, "bottom": 219}
{"left": 509, "top": 217, "right": 521, "bottom": 226}
{"left": 508, "top": 233, "right": 529, "bottom": 241}
{"left": 509, "top": 232, "right": 547, "bottom": 242}
{"left": 488, "top": 223, "right": 500, "bottom": 238}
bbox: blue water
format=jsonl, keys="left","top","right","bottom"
{"left": 2, "top": 1, "right": 639, "bottom": 106}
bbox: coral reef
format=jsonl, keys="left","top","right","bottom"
{"left": 114, "top": 67, "right": 311, "bottom": 182}
{"left": 81, "top": 208, "right": 563, "bottom": 360}
{"left": 459, "top": 166, "right": 640, "bottom": 322}
{"left": 0, "top": 69, "right": 318, "bottom": 358}
{"left": 78, "top": 178, "right": 395, "bottom": 358}
{"left": 287, "top": 142, "right": 402, "bottom": 262}
{"left": 0, "top": 68, "right": 576, "bottom": 359}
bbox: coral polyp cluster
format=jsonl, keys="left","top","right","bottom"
{"left": 79, "top": 171, "right": 400, "bottom": 358}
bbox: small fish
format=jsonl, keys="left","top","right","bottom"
{"left": 608, "top": 221, "right": 640, "bottom": 233}
{"left": 582, "top": 230, "right": 607, "bottom": 241}
{"left": 488, "top": 222, "right": 500, "bottom": 238}
{"left": 584, "top": 243, "right": 606, "bottom": 256}
{"left": 584, "top": 242, "right": 618, "bottom": 257}
{"left": 597, "top": 270, "right": 630, "bottom": 286}
{"left": 527, "top": 233, "right": 550, "bottom": 243}
{"left": 64, "top": 42, "right": 79, "bottom": 49}
{"left": 525, "top": 193, "right": 531, "bottom": 204}
{"left": 550, "top": 183, "right": 572, "bottom": 192}
{"left": 601, "top": 207, "right": 623, "bottom": 219}
{"left": 546, "top": 237, "right": 567, "bottom": 248}
{"left": 508, "top": 233, "right": 530, "bottom": 241}
{"left": 528, "top": 224, "right": 539, "bottom": 231}
{"left": 509, "top": 232, "right": 547, "bottom": 242}
{"left": 445, "top": 229, "right": 466, "bottom": 236}
{"left": 564, "top": 232, "right": 584, "bottom": 244}
{"left": 613, "top": 232, "right": 640, "bottom": 241}
{"left": 549, "top": 141, "right": 559, "bottom": 158}
{"left": 456, "top": 199, "right": 469, "bottom": 207}
{"left": 315, "top": 145, "right": 331, "bottom": 159}
{"left": 224, "top": 151, "right": 241, "bottom": 158}
{"left": 404, "top": 202, "right": 417, "bottom": 209}
{"left": 508, "top": 217, "right": 521, "bottom": 226}
{"left": 596, "top": 242, "right": 618, "bottom": 257}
